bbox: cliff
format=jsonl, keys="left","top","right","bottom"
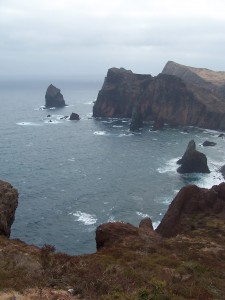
{"left": 93, "top": 63, "right": 225, "bottom": 131}
{"left": 0, "top": 180, "right": 18, "bottom": 237}
{"left": 1, "top": 182, "right": 225, "bottom": 299}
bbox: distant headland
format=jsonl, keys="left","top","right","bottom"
{"left": 93, "top": 61, "right": 225, "bottom": 131}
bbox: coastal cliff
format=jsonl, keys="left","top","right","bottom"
{"left": 1, "top": 181, "right": 225, "bottom": 299}
{"left": 93, "top": 63, "right": 225, "bottom": 131}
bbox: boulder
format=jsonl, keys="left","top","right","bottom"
{"left": 202, "top": 140, "right": 217, "bottom": 147}
{"left": 69, "top": 112, "right": 80, "bottom": 120}
{"left": 156, "top": 183, "right": 225, "bottom": 237}
{"left": 45, "top": 84, "right": 66, "bottom": 108}
{"left": 96, "top": 218, "right": 160, "bottom": 251}
{"left": 177, "top": 140, "right": 210, "bottom": 173}
{"left": 0, "top": 180, "right": 18, "bottom": 238}
{"left": 218, "top": 133, "right": 225, "bottom": 138}
{"left": 130, "top": 104, "right": 143, "bottom": 131}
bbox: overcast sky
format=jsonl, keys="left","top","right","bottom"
{"left": 1, "top": 0, "right": 225, "bottom": 80}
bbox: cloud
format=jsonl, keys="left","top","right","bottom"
{"left": 0, "top": 0, "right": 225, "bottom": 79}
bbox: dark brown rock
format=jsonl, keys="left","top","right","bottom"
{"left": 177, "top": 140, "right": 210, "bottom": 173}
{"left": 151, "top": 118, "right": 164, "bottom": 131}
{"left": 130, "top": 104, "right": 143, "bottom": 131}
{"left": 0, "top": 180, "right": 18, "bottom": 238}
{"left": 45, "top": 84, "right": 66, "bottom": 108}
{"left": 96, "top": 218, "right": 160, "bottom": 251}
{"left": 93, "top": 64, "right": 225, "bottom": 131}
{"left": 156, "top": 183, "right": 225, "bottom": 238}
{"left": 69, "top": 112, "right": 80, "bottom": 120}
{"left": 202, "top": 140, "right": 217, "bottom": 147}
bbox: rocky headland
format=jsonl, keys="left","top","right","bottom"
{"left": 93, "top": 62, "right": 225, "bottom": 131}
{"left": 1, "top": 179, "right": 225, "bottom": 299}
{"left": 45, "top": 84, "right": 66, "bottom": 108}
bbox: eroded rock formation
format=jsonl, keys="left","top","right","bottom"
{"left": 93, "top": 63, "right": 225, "bottom": 131}
{"left": 96, "top": 217, "right": 160, "bottom": 251}
{"left": 156, "top": 183, "right": 225, "bottom": 237}
{"left": 177, "top": 140, "right": 210, "bottom": 173}
{"left": 45, "top": 84, "right": 66, "bottom": 108}
{"left": 0, "top": 180, "right": 18, "bottom": 238}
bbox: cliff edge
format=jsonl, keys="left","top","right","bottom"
{"left": 93, "top": 63, "right": 225, "bottom": 131}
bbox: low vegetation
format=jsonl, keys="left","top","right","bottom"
{"left": 0, "top": 215, "right": 225, "bottom": 299}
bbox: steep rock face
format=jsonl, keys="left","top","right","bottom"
{"left": 93, "top": 64, "right": 225, "bottom": 131}
{"left": 162, "top": 61, "right": 225, "bottom": 98}
{"left": 45, "top": 84, "right": 66, "bottom": 108}
{"left": 156, "top": 183, "right": 225, "bottom": 237}
{"left": 0, "top": 180, "right": 18, "bottom": 238}
{"left": 129, "top": 104, "right": 143, "bottom": 131}
{"left": 96, "top": 218, "right": 160, "bottom": 251}
{"left": 93, "top": 68, "right": 152, "bottom": 118}
{"left": 177, "top": 140, "right": 210, "bottom": 173}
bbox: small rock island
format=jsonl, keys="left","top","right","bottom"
{"left": 45, "top": 84, "right": 66, "bottom": 108}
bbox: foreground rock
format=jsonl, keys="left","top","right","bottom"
{"left": 45, "top": 84, "right": 66, "bottom": 108}
{"left": 96, "top": 217, "right": 160, "bottom": 250}
{"left": 177, "top": 140, "right": 210, "bottom": 173}
{"left": 69, "top": 112, "right": 80, "bottom": 120}
{"left": 0, "top": 180, "right": 18, "bottom": 238}
{"left": 93, "top": 63, "right": 225, "bottom": 131}
{"left": 156, "top": 183, "right": 225, "bottom": 237}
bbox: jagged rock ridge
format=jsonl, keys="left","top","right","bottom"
{"left": 93, "top": 63, "right": 225, "bottom": 131}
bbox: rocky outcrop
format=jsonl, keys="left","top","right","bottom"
{"left": 0, "top": 180, "right": 18, "bottom": 238}
{"left": 156, "top": 183, "right": 225, "bottom": 237}
{"left": 96, "top": 218, "right": 160, "bottom": 251}
{"left": 129, "top": 104, "right": 143, "bottom": 131}
{"left": 69, "top": 112, "right": 80, "bottom": 120}
{"left": 45, "top": 84, "right": 66, "bottom": 108}
{"left": 177, "top": 140, "right": 210, "bottom": 173}
{"left": 93, "top": 63, "right": 225, "bottom": 131}
{"left": 202, "top": 140, "right": 217, "bottom": 147}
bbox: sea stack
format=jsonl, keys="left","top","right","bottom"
{"left": 177, "top": 140, "right": 210, "bottom": 173}
{"left": 0, "top": 180, "right": 18, "bottom": 238}
{"left": 45, "top": 84, "right": 66, "bottom": 108}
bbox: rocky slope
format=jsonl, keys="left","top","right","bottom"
{"left": 1, "top": 181, "right": 225, "bottom": 299}
{"left": 93, "top": 63, "right": 225, "bottom": 131}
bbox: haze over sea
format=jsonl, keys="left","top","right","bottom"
{"left": 1, "top": 79, "right": 225, "bottom": 255}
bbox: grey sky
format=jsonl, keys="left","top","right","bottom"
{"left": 1, "top": 0, "right": 225, "bottom": 79}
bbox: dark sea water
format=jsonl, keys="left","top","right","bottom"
{"left": 1, "top": 79, "right": 225, "bottom": 255}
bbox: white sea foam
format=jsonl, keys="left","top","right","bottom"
{"left": 93, "top": 131, "right": 108, "bottom": 136}
{"left": 157, "top": 158, "right": 179, "bottom": 174}
{"left": 112, "top": 125, "right": 123, "bottom": 128}
{"left": 153, "top": 221, "right": 160, "bottom": 229}
{"left": 17, "top": 122, "right": 42, "bottom": 126}
{"left": 136, "top": 211, "right": 150, "bottom": 218}
{"left": 118, "top": 133, "right": 133, "bottom": 137}
{"left": 70, "top": 211, "right": 97, "bottom": 225}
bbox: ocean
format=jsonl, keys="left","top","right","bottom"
{"left": 0, "top": 79, "right": 224, "bottom": 255}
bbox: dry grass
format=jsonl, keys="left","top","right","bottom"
{"left": 0, "top": 215, "right": 225, "bottom": 299}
